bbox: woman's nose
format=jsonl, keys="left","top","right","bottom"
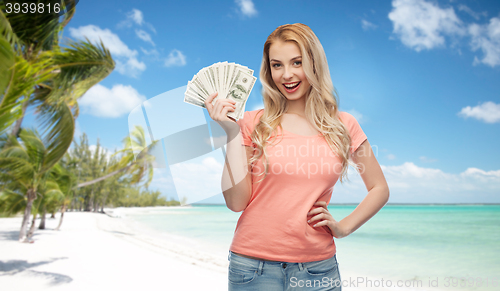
{"left": 283, "top": 66, "right": 294, "bottom": 80}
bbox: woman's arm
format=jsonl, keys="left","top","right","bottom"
{"left": 204, "top": 92, "right": 253, "bottom": 212}
{"left": 336, "top": 139, "right": 390, "bottom": 237}
{"left": 221, "top": 129, "right": 253, "bottom": 212}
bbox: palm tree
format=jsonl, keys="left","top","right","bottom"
{"left": 0, "top": 1, "right": 115, "bottom": 242}
{"left": 0, "top": 1, "right": 103, "bottom": 135}
{"left": 72, "top": 125, "right": 159, "bottom": 192}
{"left": 0, "top": 128, "right": 68, "bottom": 241}
{"left": 52, "top": 154, "right": 78, "bottom": 230}
{"left": 0, "top": 185, "right": 26, "bottom": 217}
{"left": 59, "top": 129, "right": 158, "bottom": 214}
{"left": 65, "top": 133, "right": 122, "bottom": 211}
{"left": 24, "top": 171, "right": 64, "bottom": 237}
{"left": 1, "top": 0, "right": 115, "bottom": 142}
{"left": 38, "top": 178, "right": 65, "bottom": 229}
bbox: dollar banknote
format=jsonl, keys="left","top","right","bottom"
{"left": 184, "top": 62, "right": 256, "bottom": 120}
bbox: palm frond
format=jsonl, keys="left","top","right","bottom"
{"left": 0, "top": 157, "right": 33, "bottom": 189}
{"left": 60, "top": 0, "right": 78, "bottom": 29}
{"left": 35, "top": 100, "right": 74, "bottom": 172}
{"left": 0, "top": 189, "right": 26, "bottom": 216}
{"left": 0, "top": 54, "right": 57, "bottom": 136}
{"left": 1, "top": 0, "right": 61, "bottom": 54}
{"left": 0, "top": 35, "right": 15, "bottom": 97}
{"left": 45, "top": 37, "right": 115, "bottom": 106}
{"left": 0, "top": 10, "right": 22, "bottom": 51}
{"left": 18, "top": 128, "right": 46, "bottom": 171}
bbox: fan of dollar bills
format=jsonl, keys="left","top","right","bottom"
{"left": 184, "top": 62, "right": 256, "bottom": 120}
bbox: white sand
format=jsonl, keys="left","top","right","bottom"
{"left": 0, "top": 211, "right": 227, "bottom": 291}
{"left": 0, "top": 210, "right": 437, "bottom": 291}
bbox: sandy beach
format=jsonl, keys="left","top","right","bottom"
{"left": 0, "top": 208, "right": 442, "bottom": 291}
{"left": 0, "top": 210, "right": 228, "bottom": 291}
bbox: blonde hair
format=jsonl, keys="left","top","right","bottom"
{"left": 249, "top": 23, "right": 359, "bottom": 184}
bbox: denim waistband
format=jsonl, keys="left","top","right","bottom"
{"left": 228, "top": 251, "right": 307, "bottom": 275}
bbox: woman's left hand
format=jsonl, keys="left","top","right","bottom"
{"left": 307, "top": 201, "right": 348, "bottom": 239}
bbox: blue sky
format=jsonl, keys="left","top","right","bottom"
{"left": 23, "top": 0, "right": 500, "bottom": 203}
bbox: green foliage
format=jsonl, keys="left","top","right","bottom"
{"left": 112, "top": 187, "right": 180, "bottom": 208}
{"left": 63, "top": 131, "right": 180, "bottom": 212}
{"left": 0, "top": 189, "right": 26, "bottom": 217}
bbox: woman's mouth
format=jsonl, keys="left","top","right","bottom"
{"left": 283, "top": 81, "right": 301, "bottom": 93}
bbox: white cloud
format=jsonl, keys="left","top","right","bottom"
{"left": 419, "top": 156, "right": 437, "bottom": 163}
{"left": 118, "top": 8, "right": 156, "bottom": 34}
{"left": 468, "top": 17, "right": 500, "bottom": 67}
{"left": 235, "top": 0, "right": 257, "bottom": 18}
{"left": 388, "top": 0, "right": 465, "bottom": 51}
{"left": 164, "top": 49, "right": 187, "bottom": 67}
{"left": 69, "top": 25, "right": 135, "bottom": 57}
{"left": 69, "top": 25, "right": 146, "bottom": 78}
{"left": 458, "top": 101, "right": 500, "bottom": 123}
{"left": 170, "top": 155, "right": 225, "bottom": 204}
{"left": 128, "top": 9, "right": 144, "bottom": 26}
{"left": 115, "top": 58, "right": 147, "bottom": 78}
{"left": 333, "top": 162, "right": 500, "bottom": 203}
{"left": 457, "top": 4, "right": 487, "bottom": 21}
{"left": 135, "top": 29, "right": 155, "bottom": 46}
{"left": 361, "top": 19, "right": 377, "bottom": 31}
{"left": 80, "top": 84, "right": 146, "bottom": 118}
{"left": 387, "top": 154, "right": 396, "bottom": 160}
{"left": 461, "top": 167, "right": 500, "bottom": 182}
{"left": 141, "top": 47, "right": 160, "bottom": 56}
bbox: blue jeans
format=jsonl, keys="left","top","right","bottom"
{"left": 228, "top": 251, "right": 342, "bottom": 290}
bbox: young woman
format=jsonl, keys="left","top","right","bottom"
{"left": 205, "top": 23, "right": 389, "bottom": 291}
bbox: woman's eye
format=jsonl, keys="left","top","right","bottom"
{"left": 294, "top": 61, "right": 302, "bottom": 66}
{"left": 272, "top": 63, "right": 281, "bottom": 68}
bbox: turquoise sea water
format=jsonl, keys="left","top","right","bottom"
{"left": 124, "top": 204, "right": 500, "bottom": 290}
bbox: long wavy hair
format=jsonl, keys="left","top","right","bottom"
{"left": 248, "top": 23, "right": 359, "bottom": 184}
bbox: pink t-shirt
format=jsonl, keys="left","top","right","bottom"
{"left": 229, "top": 109, "right": 368, "bottom": 263}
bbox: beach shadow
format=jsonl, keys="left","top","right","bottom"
{"left": 0, "top": 258, "right": 72, "bottom": 285}
{"left": 104, "top": 230, "right": 135, "bottom": 236}
{"left": 22, "top": 270, "right": 73, "bottom": 285}
{"left": 0, "top": 231, "right": 19, "bottom": 241}
{"left": 0, "top": 230, "right": 57, "bottom": 242}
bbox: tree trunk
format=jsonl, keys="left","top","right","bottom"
{"left": 100, "top": 198, "right": 105, "bottom": 213}
{"left": 18, "top": 189, "right": 36, "bottom": 242}
{"left": 50, "top": 212, "right": 55, "bottom": 219}
{"left": 73, "top": 164, "right": 133, "bottom": 189}
{"left": 55, "top": 204, "right": 66, "bottom": 231}
{"left": 39, "top": 207, "right": 46, "bottom": 229}
{"left": 100, "top": 191, "right": 109, "bottom": 213}
{"left": 93, "top": 195, "right": 98, "bottom": 212}
{"left": 85, "top": 190, "right": 92, "bottom": 211}
{"left": 27, "top": 212, "right": 37, "bottom": 238}
{"left": 10, "top": 97, "right": 29, "bottom": 138}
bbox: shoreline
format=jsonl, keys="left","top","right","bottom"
{"left": 0, "top": 210, "right": 455, "bottom": 291}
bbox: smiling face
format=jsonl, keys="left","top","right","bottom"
{"left": 269, "top": 40, "right": 311, "bottom": 103}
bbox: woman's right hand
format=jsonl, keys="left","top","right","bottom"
{"left": 205, "top": 92, "right": 239, "bottom": 134}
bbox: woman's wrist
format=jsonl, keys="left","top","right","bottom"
{"left": 217, "top": 120, "right": 241, "bottom": 138}
{"left": 331, "top": 220, "right": 351, "bottom": 239}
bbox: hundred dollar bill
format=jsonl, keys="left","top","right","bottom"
{"left": 224, "top": 68, "right": 256, "bottom": 120}
{"left": 184, "top": 62, "right": 256, "bottom": 120}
